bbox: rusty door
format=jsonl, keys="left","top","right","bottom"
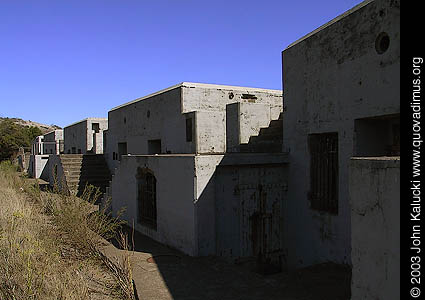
{"left": 215, "top": 166, "right": 284, "bottom": 271}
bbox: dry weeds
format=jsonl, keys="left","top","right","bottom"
{"left": 0, "top": 161, "right": 134, "bottom": 300}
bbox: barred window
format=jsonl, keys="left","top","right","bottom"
{"left": 136, "top": 168, "right": 157, "bottom": 229}
{"left": 308, "top": 132, "right": 338, "bottom": 214}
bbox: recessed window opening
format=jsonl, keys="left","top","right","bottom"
{"left": 186, "top": 118, "right": 193, "bottom": 142}
{"left": 148, "top": 139, "right": 161, "bottom": 154}
{"left": 375, "top": 32, "right": 390, "bottom": 54}
{"left": 354, "top": 113, "right": 400, "bottom": 156}
{"left": 241, "top": 93, "right": 257, "bottom": 100}
{"left": 118, "top": 142, "right": 128, "bottom": 161}
{"left": 92, "top": 123, "right": 100, "bottom": 132}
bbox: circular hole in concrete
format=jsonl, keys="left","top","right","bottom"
{"left": 375, "top": 32, "right": 390, "bottom": 54}
{"left": 146, "top": 255, "right": 181, "bottom": 264}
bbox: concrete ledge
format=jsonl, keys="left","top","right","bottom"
{"left": 350, "top": 156, "right": 400, "bottom": 169}
{"left": 220, "top": 152, "right": 289, "bottom": 166}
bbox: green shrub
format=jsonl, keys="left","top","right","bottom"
{"left": 0, "top": 119, "right": 43, "bottom": 161}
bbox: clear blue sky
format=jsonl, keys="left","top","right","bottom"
{"left": 1, "top": 0, "right": 362, "bottom": 127}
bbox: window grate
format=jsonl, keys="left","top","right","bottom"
{"left": 308, "top": 132, "right": 338, "bottom": 214}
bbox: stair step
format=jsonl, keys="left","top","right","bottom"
{"left": 60, "top": 158, "right": 83, "bottom": 163}
{"left": 62, "top": 166, "right": 82, "bottom": 171}
{"left": 60, "top": 154, "right": 111, "bottom": 198}
{"left": 259, "top": 125, "right": 282, "bottom": 135}
{"left": 269, "top": 119, "right": 283, "bottom": 128}
{"left": 249, "top": 133, "right": 283, "bottom": 143}
{"left": 239, "top": 141, "right": 282, "bottom": 153}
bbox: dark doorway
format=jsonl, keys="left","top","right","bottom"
{"left": 136, "top": 168, "right": 157, "bottom": 230}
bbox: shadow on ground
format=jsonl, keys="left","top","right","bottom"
{"left": 111, "top": 225, "right": 351, "bottom": 300}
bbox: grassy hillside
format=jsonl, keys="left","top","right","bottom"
{"left": 0, "top": 162, "right": 134, "bottom": 299}
{"left": 0, "top": 117, "right": 63, "bottom": 161}
{"left": 0, "top": 117, "right": 61, "bottom": 134}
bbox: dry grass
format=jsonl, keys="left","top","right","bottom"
{"left": 0, "top": 161, "right": 135, "bottom": 300}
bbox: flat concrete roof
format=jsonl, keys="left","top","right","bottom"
{"left": 110, "top": 82, "right": 283, "bottom": 112}
{"left": 64, "top": 117, "right": 107, "bottom": 129}
{"left": 220, "top": 152, "right": 289, "bottom": 166}
{"left": 284, "top": 0, "right": 374, "bottom": 51}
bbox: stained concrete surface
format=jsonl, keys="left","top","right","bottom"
{"left": 110, "top": 225, "right": 351, "bottom": 300}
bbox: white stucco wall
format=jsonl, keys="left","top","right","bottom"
{"left": 349, "top": 157, "right": 399, "bottom": 300}
{"left": 281, "top": 0, "right": 400, "bottom": 268}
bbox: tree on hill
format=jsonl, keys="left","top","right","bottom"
{"left": 0, "top": 119, "right": 43, "bottom": 161}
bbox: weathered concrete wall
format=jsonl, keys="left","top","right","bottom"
{"left": 111, "top": 154, "right": 198, "bottom": 255}
{"left": 47, "top": 154, "right": 67, "bottom": 190}
{"left": 110, "top": 152, "right": 287, "bottom": 260}
{"left": 349, "top": 157, "right": 399, "bottom": 300}
{"left": 105, "top": 83, "right": 282, "bottom": 173}
{"left": 180, "top": 83, "right": 282, "bottom": 114}
{"left": 226, "top": 102, "right": 279, "bottom": 152}
{"left": 214, "top": 163, "right": 287, "bottom": 266}
{"left": 281, "top": 0, "right": 400, "bottom": 268}
{"left": 31, "top": 136, "right": 44, "bottom": 155}
{"left": 193, "top": 153, "right": 288, "bottom": 258}
{"left": 43, "top": 130, "right": 64, "bottom": 155}
{"left": 17, "top": 151, "right": 31, "bottom": 173}
{"left": 64, "top": 120, "right": 87, "bottom": 154}
{"left": 64, "top": 118, "right": 107, "bottom": 154}
{"left": 87, "top": 119, "right": 108, "bottom": 154}
{"left": 193, "top": 155, "right": 224, "bottom": 255}
{"left": 28, "top": 154, "right": 50, "bottom": 180}
{"left": 106, "top": 87, "right": 187, "bottom": 173}
{"left": 194, "top": 111, "right": 226, "bottom": 153}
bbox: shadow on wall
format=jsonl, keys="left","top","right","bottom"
{"left": 40, "top": 158, "right": 50, "bottom": 182}
{"left": 112, "top": 156, "right": 351, "bottom": 300}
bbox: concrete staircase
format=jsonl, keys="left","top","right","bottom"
{"left": 239, "top": 113, "right": 283, "bottom": 153}
{"left": 60, "top": 154, "right": 111, "bottom": 198}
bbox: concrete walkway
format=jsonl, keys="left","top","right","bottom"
{"left": 102, "top": 226, "right": 351, "bottom": 300}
